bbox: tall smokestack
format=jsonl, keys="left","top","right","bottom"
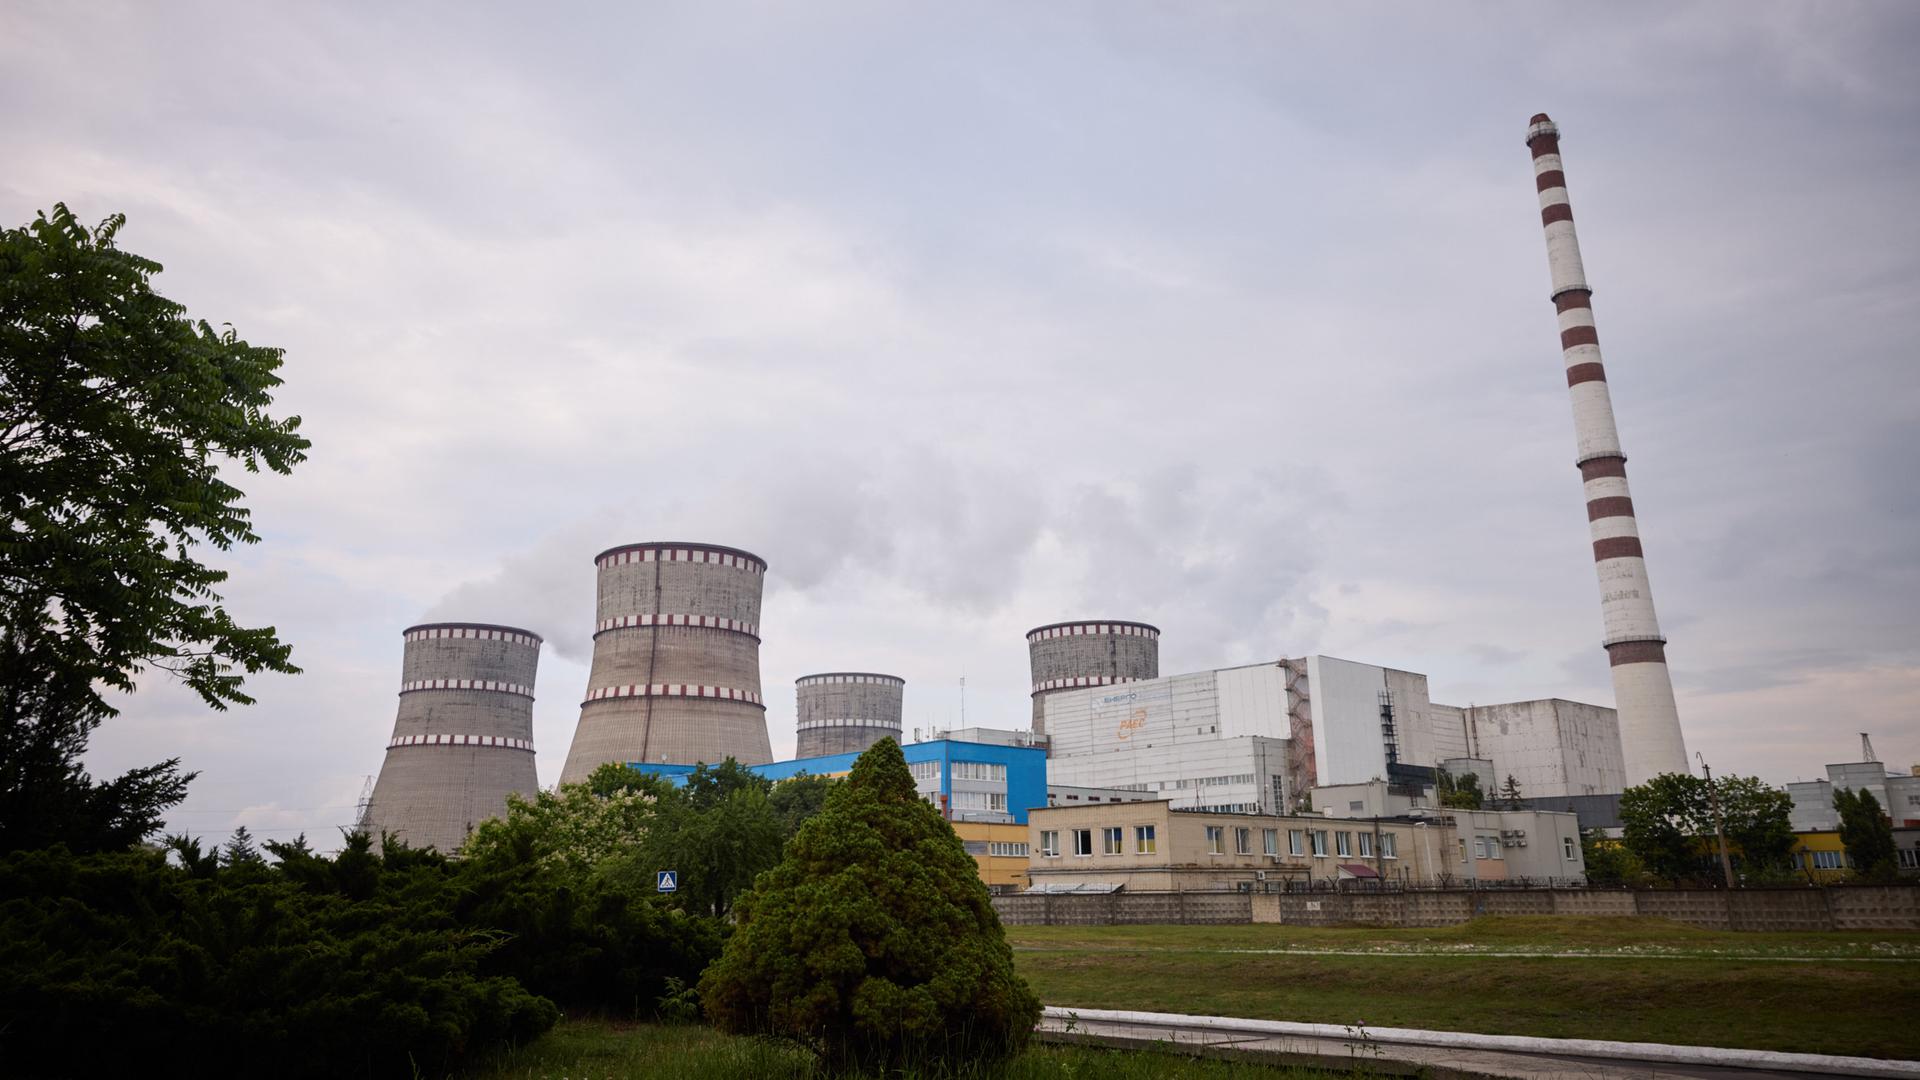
{"left": 1525, "top": 114, "right": 1688, "bottom": 786}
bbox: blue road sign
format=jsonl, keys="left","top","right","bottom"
{"left": 656, "top": 870, "right": 678, "bottom": 893}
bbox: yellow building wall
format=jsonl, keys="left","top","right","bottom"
{"left": 953, "top": 820, "right": 1031, "bottom": 892}
{"left": 1791, "top": 830, "right": 1849, "bottom": 882}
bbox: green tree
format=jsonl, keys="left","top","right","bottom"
{"left": 1714, "top": 774, "right": 1795, "bottom": 874}
{"left": 1579, "top": 828, "right": 1645, "bottom": 886}
{"left": 641, "top": 760, "right": 783, "bottom": 919}
{"left": 1, "top": 203, "right": 309, "bottom": 713}
{"left": 770, "top": 772, "right": 838, "bottom": 838}
{"left": 1835, "top": 787, "right": 1897, "bottom": 881}
{"left": 1619, "top": 772, "right": 1713, "bottom": 882}
{"left": 1497, "top": 774, "right": 1524, "bottom": 809}
{"left": 461, "top": 762, "right": 668, "bottom": 877}
{"left": 1437, "top": 769, "right": 1483, "bottom": 810}
{"left": 700, "top": 739, "right": 1040, "bottom": 1073}
{"left": 1, "top": 204, "right": 308, "bottom": 853}
{"left": 0, "top": 626, "right": 192, "bottom": 852}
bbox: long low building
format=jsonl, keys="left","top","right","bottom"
{"left": 1026, "top": 800, "right": 1586, "bottom": 892}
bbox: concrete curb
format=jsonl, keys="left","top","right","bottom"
{"left": 1041, "top": 1007, "right": 1920, "bottom": 1078}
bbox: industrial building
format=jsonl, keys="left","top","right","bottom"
{"left": 1026, "top": 799, "right": 1586, "bottom": 893}
{"left": 1525, "top": 114, "right": 1689, "bottom": 786}
{"left": 560, "top": 541, "right": 772, "bottom": 784}
{"left": 1042, "top": 663, "right": 1295, "bottom": 814}
{"left": 1027, "top": 802, "right": 1457, "bottom": 892}
{"left": 1038, "top": 655, "right": 1628, "bottom": 819}
{"left": 1027, "top": 620, "right": 1159, "bottom": 736}
{"left": 1785, "top": 737, "right": 1920, "bottom": 832}
{"left": 794, "top": 672, "right": 903, "bottom": 758}
{"left": 364, "top": 622, "right": 542, "bottom": 853}
{"left": 1435, "top": 699, "right": 1626, "bottom": 800}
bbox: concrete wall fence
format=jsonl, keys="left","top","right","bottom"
{"left": 991, "top": 885, "right": 1920, "bottom": 931}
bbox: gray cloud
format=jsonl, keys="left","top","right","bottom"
{"left": 6, "top": 1, "right": 1914, "bottom": 846}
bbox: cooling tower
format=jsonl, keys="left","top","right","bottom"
{"left": 1026, "top": 620, "right": 1160, "bottom": 736}
{"left": 559, "top": 542, "right": 771, "bottom": 784}
{"left": 795, "top": 672, "right": 904, "bottom": 758}
{"left": 1525, "top": 113, "right": 1688, "bottom": 785}
{"left": 363, "top": 622, "right": 541, "bottom": 853}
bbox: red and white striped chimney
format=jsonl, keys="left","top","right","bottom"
{"left": 1525, "top": 113, "right": 1688, "bottom": 787}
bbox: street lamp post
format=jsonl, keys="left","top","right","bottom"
{"left": 1698, "top": 752, "right": 1737, "bottom": 889}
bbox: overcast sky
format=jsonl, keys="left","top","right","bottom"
{"left": 6, "top": 2, "right": 1917, "bottom": 848}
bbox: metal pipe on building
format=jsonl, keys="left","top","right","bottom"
{"left": 559, "top": 541, "right": 772, "bottom": 784}
{"left": 795, "top": 672, "right": 904, "bottom": 758}
{"left": 364, "top": 622, "right": 542, "bottom": 852}
{"left": 1525, "top": 114, "right": 1688, "bottom": 785}
{"left": 1025, "top": 620, "right": 1160, "bottom": 737}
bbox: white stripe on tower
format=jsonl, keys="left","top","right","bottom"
{"left": 1526, "top": 113, "right": 1688, "bottom": 786}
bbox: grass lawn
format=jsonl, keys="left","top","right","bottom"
{"left": 1008, "top": 916, "right": 1920, "bottom": 1060}
{"left": 465, "top": 1017, "right": 1356, "bottom": 1079}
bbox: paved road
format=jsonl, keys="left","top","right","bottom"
{"left": 1036, "top": 1010, "right": 1919, "bottom": 1079}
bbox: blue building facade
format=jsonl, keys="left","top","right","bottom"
{"left": 628, "top": 738, "right": 1049, "bottom": 824}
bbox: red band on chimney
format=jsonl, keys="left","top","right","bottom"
{"left": 1586, "top": 496, "right": 1636, "bottom": 521}
{"left": 1593, "top": 536, "right": 1645, "bottom": 561}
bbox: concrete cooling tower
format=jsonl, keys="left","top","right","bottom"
{"left": 364, "top": 622, "right": 541, "bottom": 853}
{"left": 559, "top": 542, "right": 772, "bottom": 784}
{"left": 795, "top": 673, "right": 904, "bottom": 758}
{"left": 1027, "top": 620, "right": 1160, "bottom": 736}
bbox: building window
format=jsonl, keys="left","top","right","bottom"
{"left": 1474, "top": 837, "right": 1493, "bottom": 859}
{"left": 951, "top": 790, "right": 1008, "bottom": 812}
{"left": 1289, "top": 829, "right": 1304, "bottom": 856}
{"left": 1206, "top": 826, "right": 1225, "bottom": 855}
{"left": 1336, "top": 832, "right": 1352, "bottom": 858}
{"left": 1357, "top": 833, "right": 1373, "bottom": 858}
{"left": 1899, "top": 849, "right": 1918, "bottom": 869}
{"left": 1311, "top": 830, "right": 1328, "bottom": 857}
{"left": 909, "top": 761, "right": 939, "bottom": 781}
{"left": 1263, "top": 828, "right": 1279, "bottom": 856}
{"left": 1135, "top": 825, "right": 1157, "bottom": 854}
{"left": 1812, "top": 850, "right": 1843, "bottom": 870}
{"left": 1103, "top": 827, "right": 1123, "bottom": 855}
{"left": 952, "top": 761, "right": 1007, "bottom": 782}
{"left": 1563, "top": 836, "right": 1577, "bottom": 860}
{"left": 1235, "top": 827, "right": 1252, "bottom": 855}
{"left": 1380, "top": 833, "right": 1397, "bottom": 859}
{"left": 1073, "top": 829, "right": 1093, "bottom": 857}
{"left": 1459, "top": 839, "right": 1468, "bottom": 862}
{"left": 1039, "top": 830, "right": 1059, "bottom": 857}
{"left": 988, "top": 841, "right": 1029, "bottom": 857}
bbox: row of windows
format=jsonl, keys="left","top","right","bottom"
{"left": 1036, "top": 826, "right": 1157, "bottom": 857}
{"left": 1206, "top": 826, "right": 1400, "bottom": 859}
{"left": 988, "top": 841, "right": 1029, "bottom": 857}
{"left": 1168, "top": 773, "right": 1256, "bottom": 789}
{"left": 1036, "top": 825, "right": 1397, "bottom": 860}
{"left": 909, "top": 760, "right": 1010, "bottom": 783}
{"left": 950, "top": 790, "right": 1008, "bottom": 811}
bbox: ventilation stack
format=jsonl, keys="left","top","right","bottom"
{"left": 794, "top": 673, "right": 905, "bottom": 758}
{"left": 1026, "top": 620, "right": 1160, "bottom": 736}
{"left": 1525, "top": 113, "right": 1688, "bottom": 786}
{"left": 364, "top": 622, "right": 541, "bottom": 853}
{"left": 559, "top": 542, "right": 771, "bottom": 784}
